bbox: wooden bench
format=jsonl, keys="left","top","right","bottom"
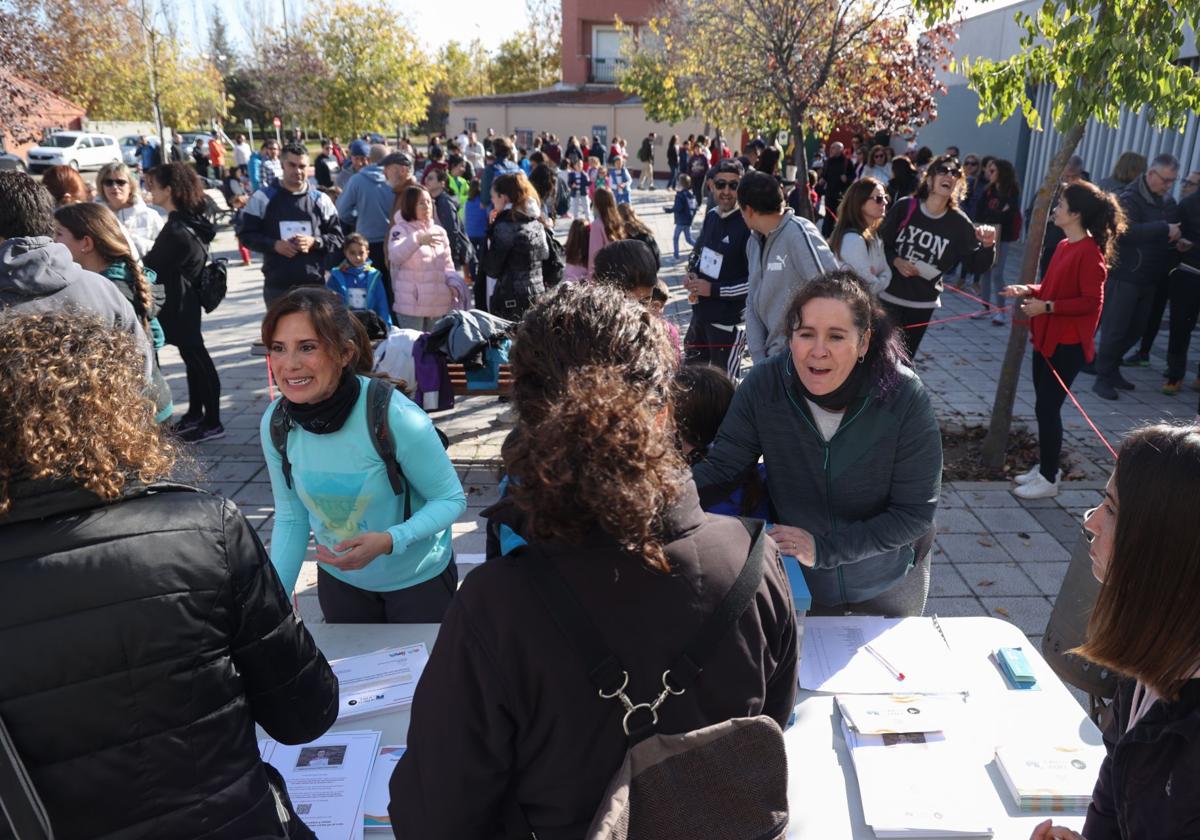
{"left": 448, "top": 363, "right": 513, "bottom": 397}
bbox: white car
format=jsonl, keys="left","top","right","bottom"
{"left": 120, "top": 135, "right": 142, "bottom": 167}
{"left": 26, "top": 131, "right": 122, "bottom": 174}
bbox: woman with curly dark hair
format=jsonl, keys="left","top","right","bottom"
{"left": 695, "top": 269, "right": 943, "bottom": 616}
{"left": 0, "top": 311, "right": 336, "bottom": 839}
{"left": 389, "top": 282, "right": 797, "bottom": 835}
{"left": 144, "top": 162, "right": 223, "bottom": 442}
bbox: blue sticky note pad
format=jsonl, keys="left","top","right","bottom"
{"left": 782, "top": 554, "right": 813, "bottom": 614}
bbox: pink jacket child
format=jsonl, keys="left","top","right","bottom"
{"left": 387, "top": 217, "right": 458, "bottom": 319}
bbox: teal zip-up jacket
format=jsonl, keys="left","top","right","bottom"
{"left": 693, "top": 351, "right": 941, "bottom": 607}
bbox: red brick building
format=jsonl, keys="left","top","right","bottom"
{"left": 2, "top": 76, "right": 86, "bottom": 159}
{"left": 560, "top": 0, "right": 654, "bottom": 86}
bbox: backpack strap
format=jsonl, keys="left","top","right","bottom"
{"left": 519, "top": 517, "right": 767, "bottom": 742}
{"left": 365, "top": 377, "right": 410, "bottom": 522}
{"left": 900, "top": 196, "right": 919, "bottom": 230}
{"left": 0, "top": 711, "right": 53, "bottom": 840}
{"left": 268, "top": 400, "right": 295, "bottom": 490}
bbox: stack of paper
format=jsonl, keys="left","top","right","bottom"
{"left": 363, "top": 745, "right": 406, "bottom": 831}
{"left": 843, "top": 721, "right": 994, "bottom": 838}
{"left": 836, "top": 694, "right": 961, "bottom": 735}
{"left": 259, "top": 729, "right": 382, "bottom": 840}
{"left": 800, "top": 616, "right": 962, "bottom": 695}
{"left": 330, "top": 644, "right": 429, "bottom": 720}
{"left": 995, "top": 744, "right": 1106, "bottom": 813}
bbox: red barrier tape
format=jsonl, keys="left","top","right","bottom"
{"left": 1045, "top": 356, "right": 1119, "bottom": 461}
{"left": 904, "top": 305, "right": 1012, "bottom": 330}
{"left": 943, "top": 283, "right": 996, "bottom": 309}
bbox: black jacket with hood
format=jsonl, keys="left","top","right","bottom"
{"left": 483, "top": 206, "right": 549, "bottom": 317}
{"left": 0, "top": 480, "right": 339, "bottom": 840}
{"left": 0, "top": 235, "right": 153, "bottom": 380}
{"left": 142, "top": 211, "right": 216, "bottom": 328}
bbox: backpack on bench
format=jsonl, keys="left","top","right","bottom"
{"left": 512, "top": 517, "right": 789, "bottom": 840}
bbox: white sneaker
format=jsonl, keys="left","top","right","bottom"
{"left": 1015, "top": 465, "right": 1061, "bottom": 485}
{"left": 1013, "top": 472, "right": 1059, "bottom": 499}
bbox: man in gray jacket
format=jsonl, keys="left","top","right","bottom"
{"left": 0, "top": 172, "right": 152, "bottom": 381}
{"left": 740, "top": 171, "right": 840, "bottom": 361}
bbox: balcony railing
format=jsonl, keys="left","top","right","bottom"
{"left": 590, "top": 57, "right": 628, "bottom": 84}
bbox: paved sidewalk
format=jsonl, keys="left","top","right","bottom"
{"left": 162, "top": 186, "right": 1193, "bottom": 646}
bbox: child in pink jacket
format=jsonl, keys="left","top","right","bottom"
{"left": 388, "top": 185, "right": 462, "bottom": 331}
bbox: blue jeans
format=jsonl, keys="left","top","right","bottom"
{"left": 978, "top": 240, "right": 1012, "bottom": 310}
{"left": 674, "top": 224, "right": 695, "bottom": 258}
{"left": 666, "top": 164, "right": 679, "bottom": 189}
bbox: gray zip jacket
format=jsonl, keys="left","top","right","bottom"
{"left": 745, "top": 210, "right": 840, "bottom": 362}
{"left": 693, "top": 351, "right": 941, "bottom": 607}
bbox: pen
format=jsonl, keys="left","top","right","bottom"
{"left": 932, "top": 614, "right": 952, "bottom": 651}
{"left": 864, "top": 644, "right": 906, "bottom": 681}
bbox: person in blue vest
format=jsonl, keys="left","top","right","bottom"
{"left": 239, "top": 142, "right": 344, "bottom": 306}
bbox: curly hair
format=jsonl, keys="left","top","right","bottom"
{"left": 506, "top": 283, "right": 684, "bottom": 573}
{"left": 0, "top": 312, "right": 175, "bottom": 514}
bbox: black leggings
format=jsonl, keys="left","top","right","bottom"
{"left": 1031, "top": 344, "right": 1087, "bottom": 482}
{"left": 317, "top": 559, "right": 458, "bottom": 623}
{"left": 160, "top": 287, "right": 221, "bottom": 424}
{"left": 881, "top": 300, "right": 932, "bottom": 359}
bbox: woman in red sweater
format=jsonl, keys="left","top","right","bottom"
{"left": 1002, "top": 182, "right": 1125, "bottom": 499}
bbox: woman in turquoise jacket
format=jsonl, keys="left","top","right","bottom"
{"left": 260, "top": 287, "right": 466, "bottom": 623}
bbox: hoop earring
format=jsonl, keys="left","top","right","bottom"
{"left": 857, "top": 354, "right": 866, "bottom": 364}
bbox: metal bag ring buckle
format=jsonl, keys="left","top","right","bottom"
{"left": 598, "top": 670, "right": 630, "bottom": 700}
{"left": 622, "top": 703, "right": 659, "bottom": 736}
{"left": 661, "top": 670, "right": 685, "bottom": 696}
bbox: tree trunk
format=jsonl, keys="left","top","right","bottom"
{"left": 979, "top": 122, "right": 1086, "bottom": 469}
{"left": 790, "top": 115, "right": 814, "bottom": 220}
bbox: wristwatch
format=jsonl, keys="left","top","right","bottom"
{"left": 1045, "top": 300, "right": 1054, "bottom": 314}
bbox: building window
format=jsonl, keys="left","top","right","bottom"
{"left": 515, "top": 129, "right": 535, "bottom": 150}
{"left": 591, "top": 26, "right": 630, "bottom": 84}
{"left": 592, "top": 125, "right": 608, "bottom": 147}
{"left": 464, "top": 117, "right": 478, "bottom": 134}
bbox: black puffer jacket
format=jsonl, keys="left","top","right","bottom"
{"left": 1109, "top": 176, "right": 1178, "bottom": 286}
{"left": 0, "top": 480, "right": 338, "bottom": 840}
{"left": 483, "top": 208, "right": 549, "bottom": 318}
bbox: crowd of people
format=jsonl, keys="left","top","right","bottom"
{"left": 0, "top": 115, "right": 1198, "bottom": 838}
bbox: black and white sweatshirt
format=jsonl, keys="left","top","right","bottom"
{"left": 878, "top": 196, "right": 995, "bottom": 309}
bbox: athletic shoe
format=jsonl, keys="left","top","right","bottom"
{"left": 992, "top": 312, "right": 1006, "bottom": 325}
{"left": 171, "top": 415, "right": 203, "bottom": 434}
{"left": 179, "top": 422, "right": 226, "bottom": 443}
{"left": 1112, "top": 372, "right": 1136, "bottom": 391}
{"left": 1122, "top": 351, "right": 1150, "bottom": 367}
{"left": 1093, "top": 378, "right": 1119, "bottom": 400}
{"left": 1015, "top": 464, "right": 1061, "bottom": 485}
{"left": 1013, "top": 471, "right": 1059, "bottom": 499}
{"left": 1163, "top": 380, "right": 1182, "bottom": 396}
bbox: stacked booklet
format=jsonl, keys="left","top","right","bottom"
{"left": 995, "top": 743, "right": 1107, "bottom": 813}
{"left": 329, "top": 644, "right": 430, "bottom": 720}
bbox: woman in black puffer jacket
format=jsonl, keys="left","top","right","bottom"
{"left": 0, "top": 312, "right": 338, "bottom": 840}
{"left": 483, "top": 171, "right": 549, "bottom": 319}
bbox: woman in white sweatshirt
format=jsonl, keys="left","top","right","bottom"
{"left": 829, "top": 178, "right": 891, "bottom": 295}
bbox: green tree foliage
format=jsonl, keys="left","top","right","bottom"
{"left": 421, "top": 40, "right": 494, "bottom": 135}
{"left": 906, "top": 0, "right": 1200, "bottom": 467}
{"left": 253, "top": 28, "right": 332, "bottom": 132}
{"left": 490, "top": 0, "right": 561, "bottom": 94}
{"left": 313, "top": 0, "right": 437, "bottom": 136}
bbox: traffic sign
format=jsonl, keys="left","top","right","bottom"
{"left": 273, "top": 116, "right": 281, "bottom": 128}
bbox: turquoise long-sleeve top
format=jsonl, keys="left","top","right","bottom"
{"left": 260, "top": 376, "right": 467, "bottom": 593}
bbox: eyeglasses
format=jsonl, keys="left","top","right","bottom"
{"left": 873, "top": 154, "right": 887, "bottom": 161}
{"left": 713, "top": 179, "right": 739, "bottom": 190}
{"left": 932, "top": 164, "right": 962, "bottom": 178}
{"left": 964, "top": 160, "right": 979, "bottom": 167}
{"left": 103, "top": 179, "right": 129, "bottom": 187}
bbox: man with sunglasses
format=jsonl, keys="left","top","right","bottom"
{"left": 1092, "top": 152, "right": 1181, "bottom": 400}
{"left": 683, "top": 160, "right": 751, "bottom": 377}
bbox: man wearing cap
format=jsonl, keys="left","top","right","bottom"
{"left": 337, "top": 144, "right": 402, "bottom": 306}
{"left": 385, "top": 151, "right": 419, "bottom": 225}
{"left": 335, "top": 139, "right": 370, "bottom": 194}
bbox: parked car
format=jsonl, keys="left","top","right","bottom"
{"left": 180, "top": 133, "right": 214, "bottom": 149}
{"left": 0, "top": 152, "right": 27, "bottom": 172}
{"left": 120, "top": 135, "right": 142, "bottom": 167}
{"left": 26, "top": 132, "right": 122, "bottom": 174}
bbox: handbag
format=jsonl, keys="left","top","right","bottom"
{"left": 0, "top": 712, "right": 54, "bottom": 840}
{"left": 180, "top": 222, "right": 229, "bottom": 314}
{"left": 541, "top": 225, "right": 565, "bottom": 287}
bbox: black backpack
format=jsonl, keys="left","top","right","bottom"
{"left": 180, "top": 222, "right": 229, "bottom": 314}
{"left": 268, "top": 378, "right": 448, "bottom": 522}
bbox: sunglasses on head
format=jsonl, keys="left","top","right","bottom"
{"left": 933, "top": 164, "right": 962, "bottom": 178}
{"left": 713, "top": 179, "right": 739, "bottom": 190}
{"left": 103, "top": 179, "right": 129, "bottom": 187}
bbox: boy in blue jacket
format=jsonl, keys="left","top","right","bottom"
{"left": 326, "top": 233, "right": 391, "bottom": 326}
{"left": 666, "top": 173, "right": 698, "bottom": 259}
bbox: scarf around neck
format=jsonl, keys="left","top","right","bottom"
{"left": 789, "top": 351, "right": 872, "bottom": 412}
{"left": 283, "top": 368, "right": 361, "bottom": 434}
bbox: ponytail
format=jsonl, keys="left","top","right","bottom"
{"left": 1063, "top": 182, "right": 1127, "bottom": 265}
{"left": 123, "top": 255, "right": 153, "bottom": 331}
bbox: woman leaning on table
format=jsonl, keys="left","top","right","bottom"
{"left": 389, "top": 283, "right": 797, "bottom": 838}
{"left": 1030, "top": 423, "right": 1200, "bottom": 840}
{"left": 260, "top": 287, "right": 466, "bottom": 624}
{"left": 0, "top": 311, "right": 336, "bottom": 839}
{"left": 693, "top": 269, "right": 942, "bottom": 617}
